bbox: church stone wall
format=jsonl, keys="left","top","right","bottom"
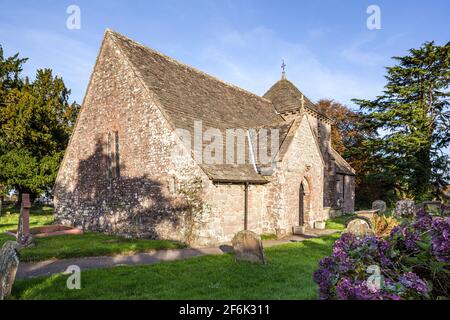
{"left": 285, "top": 111, "right": 355, "bottom": 213}
{"left": 307, "top": 114, "right": 319, "bottom": 138}
{"left": 318, "top": 121, "right": 336, "bottom": 208}
{"left": 202, "top": 184, "right": 271, "bottom": 244}
{"left": 54, "top": 33, "right": 220, "bottom": 246}
{"left": 267, "top": 116, "right": 326, "bottom": 235}
{"left": 343, "top": 175, "right": 355, "bottom": 213}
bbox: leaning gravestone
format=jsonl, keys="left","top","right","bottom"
{"left": 231, "top": 230, "right": 266, "bottom": 264}
{"left": 0, "top": 241, "right": 20, "bottom": 300}
{"left": 372, "top": 200, "right": 387, "bottom": 214}
{"left": 395, "top": 200, "right": 415, "bottom": 218}
{"left": 345, "top": 218, "right": 374, "bottom": 238}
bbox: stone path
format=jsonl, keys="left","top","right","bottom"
{"left": 16, "top": 229, "right": 338, "bottom": 279}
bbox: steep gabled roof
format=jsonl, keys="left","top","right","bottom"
{"left": 263, "top": 78, "right": 333, "bottom": 122}
{"left": 109, "top": 31, "right": 284, "bottom": 132}
{"left": 107, "top": 30, "right": 290, "bottom": 183}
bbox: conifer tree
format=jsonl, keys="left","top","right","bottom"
{"left": 354, "top": 41, "right": 450, "bottom": 201}
{"left": 0, "top": 45, "right": 79, "bottom": 201}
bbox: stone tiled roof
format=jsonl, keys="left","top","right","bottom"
{"left": 108, "top": 30, "right": 291, "bottom": 183}
{"left": 331, "top": 148, "right": 356, "bottom": 176}
{"left": 263, "top": 79, "right": 332, "bottom": 121}
{"left": 201, "top": 164, "right": 269, "bottom": 184}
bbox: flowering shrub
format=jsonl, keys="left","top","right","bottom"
{"left": 313, "top": 208, "right": 449, "bottom": 300}
{"left": 431, "top": 218, "right": 450, "bottom": 263}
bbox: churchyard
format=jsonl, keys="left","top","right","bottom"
{"left": 1, "top": 199, "right": 447, "bottom": 300}
{"left": 0, "top": 206, "right": 184, "bottom": 262}
{"left": 0, "top": 202, "right": 344, "bottom": 299}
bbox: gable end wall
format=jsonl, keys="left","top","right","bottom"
{"left": 54, "top": 34, "right": 219, "bottom": 245}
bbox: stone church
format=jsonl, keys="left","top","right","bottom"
{"left": 54, "top": 30, "right": 355, "bottom": 246}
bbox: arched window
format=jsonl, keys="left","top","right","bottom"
{"left": 106, "top": 130, "right": 120, "bottom": 180}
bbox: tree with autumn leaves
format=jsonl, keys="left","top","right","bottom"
{"left": 316, "top": 99, "right": 378, "bottom": 208}
{"left": 0, "top": 45, "right": 79, "bottom": 203}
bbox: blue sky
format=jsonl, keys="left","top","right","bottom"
{"left": 0, "top": 0, "right": 449, "bottom": 109}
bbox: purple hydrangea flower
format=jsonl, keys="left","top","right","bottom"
{"left": 312, "top": 208, "right": 444, "bottom": 300}
{"left": 430, "top": 217, "right": 450, "bottom": 263}
{"left": 399, "top": 272, "right": 429, "bottom": 294}
{"left": 335, "top": 278, "right": 400, "bottom": 300}
{"left": 313, "top": 256, "right": 339, "bottom": 300}
{"left": 390, "top": 223, "right": 421, "bottom": 253}
{"left": 413, "top": 209, "right": 433, "bottom": 231}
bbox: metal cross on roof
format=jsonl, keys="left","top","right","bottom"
{"left": 281, "top": 59, "right": 287, "bottom": 79}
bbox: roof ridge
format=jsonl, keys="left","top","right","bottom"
{"left": 105, "top": 29, "right": 274, "bottom": 105}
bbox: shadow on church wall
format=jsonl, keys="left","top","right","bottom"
{"left": 54, "top": 138, "right": 192, "bottom": 243}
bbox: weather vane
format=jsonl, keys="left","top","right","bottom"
{"left": 281, "top": 59, "right": 286, "bottom": 79}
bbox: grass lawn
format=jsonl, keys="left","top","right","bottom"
{"left": 0, "top": 206, "right": 185, "bottom": 262}
{"left": 325, "top": 214, "right": 353, "bottom": 230}
{"left": 0, "top": 206, "right": 54, "bottom": 233}
{"left": 11, "top": 233, "right": 340, "bottom": 300}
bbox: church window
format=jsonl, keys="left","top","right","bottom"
{"left": 107, "top": 130, "right": 120, "bottom": 180}
{"left": 107, "top": 132, "right": 113, "bottom": 180}
{"left": 169, "top": 176, "right": 177, "bottom": 195}
{"left": 113, "top": 130, "right": 120, "bottom": 179}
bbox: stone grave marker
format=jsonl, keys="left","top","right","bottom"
{"left": 372, "top": 200, "right": 387, "bottom": 214}
{"left": 17, "top": 194, "right": 33, "bottom": 247}
{"left": 345, "top": 218, "right": 374, "bottom": 237}
{"left": 421, "top": 201, "right": 442, "bottom": 215}
{"left": 395, "top": 200, "right": 415, "bottom": 218}
{"left": 0, "top": 241, "right": 20, "bottom": 300}
{"left": 231, "top": 230, "right": 266, "bottom": 264}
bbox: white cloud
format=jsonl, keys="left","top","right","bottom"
{"left": 340, "top": 33, "right": 386, "bottom": 67}
{"left": 195, "top": 27, "right": 384, "bottom": 108}
{"left": 0, "top": 24, "right": 386, "bottom": 108}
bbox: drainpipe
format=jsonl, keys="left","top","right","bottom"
{"left": 245, "top": 130, "right": 254, "bottom": 231}
{"left": 247, "top": 130, "right": 258, "bottom": 173}
{"left": 244, "top": 182, "right": 249, "bottom": 230}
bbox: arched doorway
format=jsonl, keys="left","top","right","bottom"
{"left": 299, "top": 183, "right": 305, "bottom": 226}
{"left": 299, "top": 178, "right": 311, "bottom": 227}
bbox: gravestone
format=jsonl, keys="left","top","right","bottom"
{"left": 357, "top": 210, "right": 377, "bottom": 221}
{"left": 0, "top": 241, "right": 20, "bottom": 300}
{"left": 421, "top": 201, "right": 442, "bottom": 215}
{"left": 441, "top": 204, "right": 450, "bottom": 215}
{"left": 231, "top": 230, "right": 266, "bottom": 264}
{"left": 372, "top": 200, "right": 387, "bottom": 214}
{"left": 345, "top": 218, "right": 374, "bottom": 237}
{"left": 395, "top": 200, "right": 415, "bottom": 218}
{"left": 17, "top": 194, "right": 33, "bottom": 247}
